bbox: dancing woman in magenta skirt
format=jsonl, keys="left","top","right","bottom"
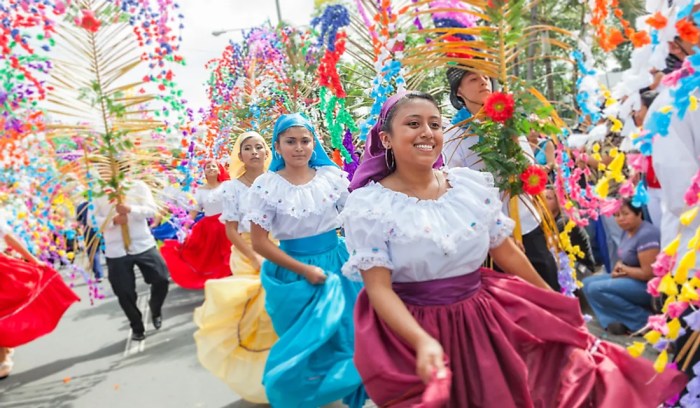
{"left": 161, "top": 161, "right": 232, "bottom": 289}
{"left": 0, "top": 219, "right": 79, "bottom": 378}
{"left": 341, "top": 91, "right": 686, "bottom": 407}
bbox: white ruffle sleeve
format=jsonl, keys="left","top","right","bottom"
{"left": 219, "top": 180, "right": 246, "bottom": 223}
{"left": 243, "top": 166, "right": 349, "bottom": 232}
{"left": 341, "top": 209, "right": 395, "bottom": 281}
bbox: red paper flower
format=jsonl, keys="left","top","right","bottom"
{"left": 520, "top": 165, "right": 547, "bottom": 195}
{"left": 483, "top": 92, "right": 515, "bottom": 123}
{"left": 75, "top": 9, "right": 101, "bottom": 33}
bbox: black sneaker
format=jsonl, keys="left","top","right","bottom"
{"left": 152, "top": 315, "right": 162, "bottom": 330}
{"left": 132, "top": 332, "right": 146, "bottom": 341}
{"left": 606, "top": 322, "right": 630, "bottom": 335}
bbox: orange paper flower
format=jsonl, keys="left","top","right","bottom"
{"left": 676, "top": 19, "right": 700, "bottom": 45}
{"left": 607, "top": 28, "right": 625, "bottom": 49}
{"left": 631, "top": 30, "right": 651, "bottom": 48}
{"left": 520, "top": 165, "right": 548, "bottom": 195}
{"left": 646, "top": 12, "right": 668, "bottom": 30}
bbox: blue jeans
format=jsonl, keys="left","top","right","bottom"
{"left": 582, "top": 273, "right": 652, "bottom": 331}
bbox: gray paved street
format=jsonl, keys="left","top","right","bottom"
{"left": 0, "top": 268, "right": 657, "bottom": 408}
{"left": 0, "top": 273, "right": 260, "bottom": 408}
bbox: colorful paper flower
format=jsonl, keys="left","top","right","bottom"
{"left": 630, "top": 30, "right": 651, "bottom": 48}
{"left": 483, "top": 92, "right": 515, "bottom": 123}
{"left": 676, "top": 19, "right": 700, "bottom": 44}
{"left": 520, "top": 165, "right": 548, "bottom": 195}
{"left": 76, "top": 9, "right": 101, "bottom": 33}
{"left": 646, "top": 12, "right": 668, "bottom": 30}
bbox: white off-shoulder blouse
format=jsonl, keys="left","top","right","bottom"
{"left": 193, "top": 184, "right": 225, "bottom": 216}
{"left": 340, "top": 167, "right": 514, "bottom": 283}
{"left": 243, "top": 166, "right": 350, "bottom": 240}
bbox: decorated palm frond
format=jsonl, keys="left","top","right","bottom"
{"left": 204, "top": 24, "right": 321, "bottom": 155}
{"left": 407, "top": 0, "right": 573, "bottom": 89}
{"left": 45, "top": 0, "right": 182, "bottom": 249}
{"left": 396, "top": 0, "right": 572, "bottom": 196}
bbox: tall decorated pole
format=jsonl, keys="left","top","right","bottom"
{"left": 44, "top": 0, "right": 188, "bottom": 251}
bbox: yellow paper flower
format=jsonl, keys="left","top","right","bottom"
{"left": 681, "top": 207, "right": 699, "bottom": 226}
{"left": 644, "top": 330, "right": 662, "bottom": 345}
{"left": 664, "top": 235, "right": 682, "bottom": 256}
{"left": 628, "top": 341, "right": 646, "bottom": 358}
{"left": 662, "top": 295, "right": 677, "bottom": 313}
{"left": 660, "top": 273, "right": 679, "bottom": 296}
{"left": 610, "top": 118, "right": 623, "bottom": 132}
{"left": 653, "top": 349, "right": 668, "bottom": 373}
{"left": 690, "top": 276, "right": 700, "bottom": 288}
{"left": 667, "top": 318, "right": 682, "bottom": 340}
{"left": 688, "top": 227, "right": 700, "bottom": 250}
{"left": 676, "top": 251, "right": 696, "bottom": 283}
{"left": 595, "top": 178, "right": 610, "bottom": 198}
{"left": 691, "top": 95, "right": 698, "bottom": 111}
{"left": 680, "top": 283, "right": 699, "bottom": 302}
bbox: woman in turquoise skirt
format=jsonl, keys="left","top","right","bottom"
{"left": 246, "top": 113, "right": 367, "bottom": 408}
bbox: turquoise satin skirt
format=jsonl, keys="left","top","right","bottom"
{"left": 261, "top": 230, "right": 367, "bottom": 408}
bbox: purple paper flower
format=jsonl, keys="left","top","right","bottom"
{"left": 684, "top": 309, "right": 700, "bottom": 331}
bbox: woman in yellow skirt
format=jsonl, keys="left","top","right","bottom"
{"left": 193, "top": 132, "right": 276, "bottom": 403}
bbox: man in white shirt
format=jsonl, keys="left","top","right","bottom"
{"left": 443, "top": 66, "right": 559, "bottom": 291}
{"left": 644, "top": 4, "right": 700, "bottom": 381}
{"left": 90, "top": 172, "right": 170, "bottom": 341}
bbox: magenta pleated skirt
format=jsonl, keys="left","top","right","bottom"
{"left": 353, "top": 268, "right": 687, "bottom": 407}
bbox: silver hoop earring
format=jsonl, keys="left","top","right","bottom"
{"left": 312, "top": 150, "right": 317, "bottom": 161}
{"left": 385, "top": 148, "right": 395, "bottom": 170}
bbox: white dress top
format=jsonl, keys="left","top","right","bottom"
{"left": 340, "top": 167, "right": 514, "bottom": 283}
{"left": 649, "top": 88, "right": 700, "bottom": 276}
{"left": 219, "top": 179, "right": 252, "bottom": 233}
{"left": 243, "top": 166, "right": 349, "bottom": 240}
{"left": 443, "top": 128, "right": 542, "bottom": 235}
{"left": 193, "top": 184, "right": 224, "bottom": 216}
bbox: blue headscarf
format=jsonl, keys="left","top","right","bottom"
{"left": 269, "top": 113, "right": 337, "bottom": 172}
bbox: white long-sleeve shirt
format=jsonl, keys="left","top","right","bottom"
{"left": 650, "top": 89, "right": 700, "bottom": 248}
{"left": 443, "top": 128, "right": 542, "bottom": 235}
{"left": 89, "top": 180, "right": 158, "bottom": 258}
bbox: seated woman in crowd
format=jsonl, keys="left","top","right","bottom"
{"left": 582, "top": 199, "right": 660, "bottom": 335}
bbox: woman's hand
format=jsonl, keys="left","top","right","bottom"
{"left": 302, "top": 265, "right": 327, "bottom": 285}
{"left": 612, "top": 261, "right": 627, "bottom": 278}
{"left": 415, "top": 336, "right": 447, "bottom": 384}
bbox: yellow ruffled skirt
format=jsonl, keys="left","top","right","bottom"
{"left": 193, "top": 233, "right": 277, "bottom": 403}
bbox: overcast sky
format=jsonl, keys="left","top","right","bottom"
{"left": 174, "top": 0, "right": 315, "bottom": 111}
